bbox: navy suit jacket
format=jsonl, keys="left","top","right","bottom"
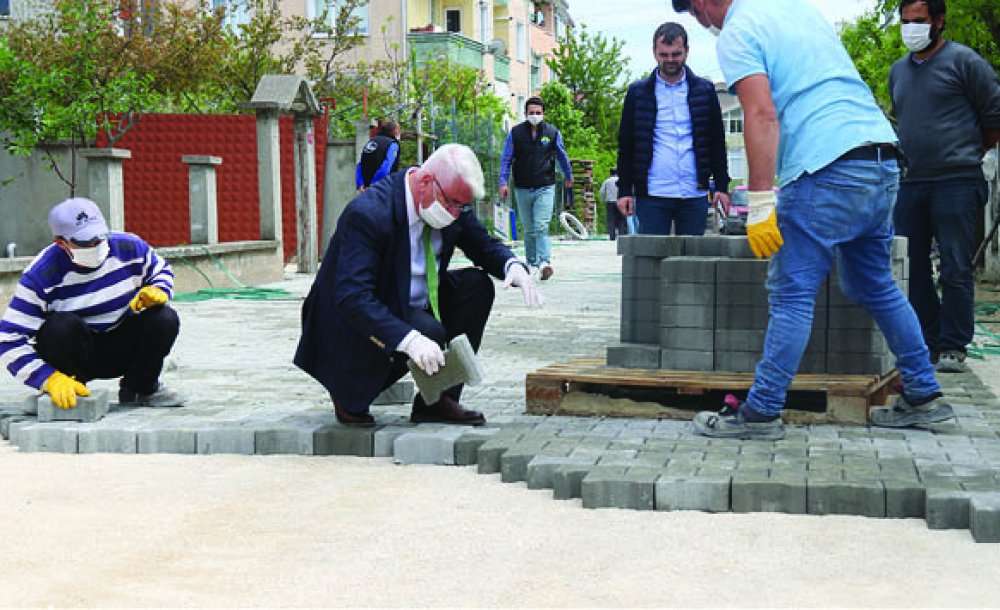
{"left": 294, "top": 169, "right": 515, "bottom": 411}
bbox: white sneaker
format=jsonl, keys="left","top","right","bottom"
{"left": 935, "top": 351, "right": 968, "bottom": 373}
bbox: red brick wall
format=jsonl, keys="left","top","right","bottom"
{"left": 97, "top": 113, "right": 327, "bottom": 262}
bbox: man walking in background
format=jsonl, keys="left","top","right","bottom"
{"left": 499, "top": 97, "right": 573, "bottom": 281}
{"left": 616, "top": 22, "right": 730, "bottom": 236}
{"left": 356, "top": 120, "right": 402, "bottom": 191}
{"left": 890, "top": 0, "right": 1000, "bottom": 373}
{"left": 600, "top": 168, "right": 627, "bottom": 240}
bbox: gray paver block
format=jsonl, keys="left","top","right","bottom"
{"left": 683, "top": 236, "right": 724, "bottom": 257}
{"left": 16, "top": 423, "right": 79, "bottom": 453}
{"left": 501, "top": 441, "right": 557, "bottom": 482}
{"left": 137, "top": 428, "right": 197, "bottom": 454}
{"left": 526, "top": 455, "right": 598, "bottom": 489}
{"left": 925, "top": 488, "right": 972, "bottom": 530}
{"left": 714, "top": 330, "right": 765, "bottom": 352}
{"left": 37, "top": 390, "right": 110, "bottom": 423}
{"left": 477, "top": 437, "right": 516, "bottom": 474}
{"left": 552, "top": 463, "right": 595, "bottom": 499}
{"left": 828, "top": 329, "right": 888, "bottom": 353}
{"left": 732, "top": 474, "right": 808, "bottom": 514}
{"left": 313, "top": 424, "right": 374, "bottom": 457}
{"left": 882, "top": 479, "right": 926, "bottom": 518}
{"left": 255, "top": 426, "right": 314, "bottom": 456}
{"left": 661, "top": 348, "right": 714, "bottom": 371}
{"left": 660, "top": 328, "right": 713, "bottom": 351}
{"left": 78, "top": 426, "right": 138, "bottom": 454}
{"left": 660, "top": 257, "right": 718, "bottom": 283}
{"left": 807, "top": 479, "right": 886, "bottom": 517}
{"left": 373, "top": 425, "right": 417, "bottom": 457}
{"left": 196, "top": 427, "right": 255, "bottom": 455}
{"left": 716, "top": 305, "right": 769, "bottom": 330}
{"left": 607, "top": 343, "right": 661, "bottom": 369}
{"left": 716, "top": 258, "right": 768, "bottom": 282}
{"left": 716, "top": 282, "right": 768, "bottom": 306}
{"left": 661, "top": 305, "right": 714, "bottom": 329}
{"left": 372, "top": 380, "right": 415, "bottom": 405}
{"left": 393, "top": 428, "right": 465, "bottom": 465}
{"left": 660, "top": 283, "right": 715, "bottom": 306}
{"left": 581, "top": 466, "right": 659, "bottom": 510}
{"left": 722, "top": 236, "right": 755, "bottom": 258}
{"left": 6, "top": 419, "right": 34, "bottom": 445}
{"left": 453, "top": 428, "right": 500, "bottom": 465}
{"left": 656, "top": 475, "right": 731, "bottom": 512}
{"left": 22, "top": 394, "right": 38, "bottom": 415}
{"left": 621, "top": 235, "right": 684, "bottom": 257}
{"left": 970, "top": 493, "right": 1000, "bottom": 543}
{"left": 714, "top": 351, "right": 758, "bottom": 373}
{"left": 407, "top": 334, "right": 484, "bottom": 405}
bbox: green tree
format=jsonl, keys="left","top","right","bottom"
{"left": 841, "top": 0, "right": 1000, "bottom": 112}
{"left": 545, "top": 25, "right": 630, "bottom": 148}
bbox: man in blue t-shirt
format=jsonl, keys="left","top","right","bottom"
{"left": 671, "top": 0, "right": 952, "bottom": 437}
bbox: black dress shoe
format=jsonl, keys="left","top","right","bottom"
{"left": 411, "top": 395, "right": 486, "bottom": 426}
{"left": 334, "top": 401, "right": 376, "bottom": 427}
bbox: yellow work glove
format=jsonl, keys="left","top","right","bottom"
{"left": 746, "top": 190, "right": 783, "bottom": 258}
{"left": 129, "top": 286, "right": 168, "bottom": 313}
{"left": 43, "top": 371, "right": 90, "bottom": 409}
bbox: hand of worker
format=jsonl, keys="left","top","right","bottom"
{"left": 129, "top": 286, "right": 168, "bottom": 313}
{"left": 503, "top": 263, "right": 543, "bottom": 307}
{"left": 617, "top": 196, "right": 634, "bottom": 217}
{"left": 746, "top": 190, "right": 783, "bottom": 258}
{"left": 402, "top": 333, "right": 446, "bottom": 375}
{"left": 43, "top": 371, "right": 90, "bottom": 409}
{"left": 713, "top": 191, "right": 731, "bottom": 217}
{"left": 565, "top": 179, "right": 573, "bottom": 189}
{"left": 499, "top": 185, "right": 509, "bottom": 201}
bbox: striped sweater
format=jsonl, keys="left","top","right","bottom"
{"left": 0, "top": 233, "right": 174, "bottom": 389}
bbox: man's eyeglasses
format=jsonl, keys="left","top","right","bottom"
{"left": 432, "top": 176, "right": 473, "bottom": 215}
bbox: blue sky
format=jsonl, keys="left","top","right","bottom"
{"left": 568, "top": 0, "right": 878, "bottom": 82}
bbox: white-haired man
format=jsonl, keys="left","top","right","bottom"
{"left": 295, "top": 144, "right": 542, "bottom": 426}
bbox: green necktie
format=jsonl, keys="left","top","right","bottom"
{"left": 422, "top": 225, "right": 440, "bottom": 321}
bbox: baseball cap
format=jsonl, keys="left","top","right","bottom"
{"left": 48, "top": 198, "right": 110, "bottom": 242}
{"left": 671, "top": 0, "right": 691, "bottom": 12}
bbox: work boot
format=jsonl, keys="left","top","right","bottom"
{"left": 935, "top": 350, "right": 968, "bottom": 373}
{"left": 870, "top": 394, "right": 954, "bottom": 428}
{"left": 540, "top": 262, "right": 554, "bottom": 281}
{"left": 118, "top": 383, "right": 186, "bottom": 408}
{"left": 692, "top": 400, "right": 785, "bottom": 441}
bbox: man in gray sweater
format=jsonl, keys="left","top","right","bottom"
{"left": 890, "top": 0, "right": 1000, "bottom": 373}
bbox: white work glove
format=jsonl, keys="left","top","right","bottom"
{"left": 746, "top": 190, "right": 783, "bottom": 258}
{"left": 503, "top": 263, "right": 543, "bottom": 307}
{"left": 400, "top": 332, "right": 446, "bottom": 375}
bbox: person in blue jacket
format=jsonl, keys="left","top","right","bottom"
{"left": 356, "top": 120, "right": 401, "bottom": 191}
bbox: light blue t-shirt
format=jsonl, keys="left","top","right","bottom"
{"left": 716, "top": 0, "right": 897, "bottom": 186}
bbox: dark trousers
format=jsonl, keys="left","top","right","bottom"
{"left": 34, "top": 306, "right": 180, "bottom": 395}
{"left": 636, "top": 195, "right": 709, "bottom": 236}
{"left": 893, "top": 178, "right": 988, "bottom": 354}
{"left": 381, "top": 268, "right": 495, "bottom": 408}
{"left": 606, "top": 201, "right": 628, "bottom": 240}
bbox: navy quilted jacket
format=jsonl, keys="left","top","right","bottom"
{"left": 617, "top": 67, "right": 730, "bottom": 197}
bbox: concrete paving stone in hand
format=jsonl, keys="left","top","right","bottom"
{"left": 581, "top": 466, "right": 658, "bottom": 510}
{"left": 37, "top": 390, "right": 110, "bottom": 423}
{"left": 407, "top": 334, "right": 484, "bottom": 406}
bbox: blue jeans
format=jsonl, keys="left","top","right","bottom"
{"left": 747, "top": 158, "right": 940, "bottom": 417}
{"left": 636, "top": 195, "right": 708, "bottom": 235}
{"left": 514, "top": 185, "right": 555, "bottom": 266}
{"left": 893, "top": 178, "right": 988, "bottom": 354}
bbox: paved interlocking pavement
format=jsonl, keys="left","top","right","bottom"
{"left": 2, "top": 240, "right": 1000, "bottom": 542}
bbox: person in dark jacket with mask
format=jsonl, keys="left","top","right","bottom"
{"left": 356, "top": 120, "right": 402, "bottom": 191}
{"left": 498, "top": 97, "right": 573, "bottom": 281}
{"left": 617, "top": 22, "right": 730, "bottom": 236}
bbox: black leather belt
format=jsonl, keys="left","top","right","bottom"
{"left": 838, "top": 143, "right": 899, "bottom": 162}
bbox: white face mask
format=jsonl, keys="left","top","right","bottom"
{"left": 708, "top": 25, "right": 722, "bottom": 37}
{"left": 69, "top": 241, "right": 110, "bottom": 269}
{"left": 901, "top": 23, "right": 932, "bottom": 52}
{"left": 526, "top": 114, "right": 543, "bottom": 126}
{"left": 418, "top": 200, "right": 457, "bottom": 229}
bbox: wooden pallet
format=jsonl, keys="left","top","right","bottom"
{"left": 525, "top": 358, "right": 900, "bottom": 425}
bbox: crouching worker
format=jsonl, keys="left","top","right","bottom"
{"left": 295, "top": 144, "right": 542, "bottom": 427}
{"left": 0, "top": 198, "right": 184, "bottom": 409}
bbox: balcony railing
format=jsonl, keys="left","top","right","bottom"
{"left": 494, "top": 54, "right": 510, "bottom": 83}
{"left": 407, "top": 31, "right": 486, "bottom": 72}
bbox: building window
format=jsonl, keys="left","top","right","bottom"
{"left": 309, "top": 0, "right": 369, "bottom": 36}
{"left": 516, "top": 21, "right": 526, "bottom": 62}
{"left": 212, "top": 0, "right": 250, "bottom": 28}
{"left": 445, "top": 8, "right": 460, "bottom": 33}
{"left": 0, "top": 0, "right": 10, "bottom": 17}
{"left": 530, "top": 54, "right": 541, "bottom": 93}
{"left": 531, "top": 5, "right": 544, "bottom": 26}
{"left": 728, "top": 149, "right": 747, "bottom": 180}
{"left": 728, "top": 118, "right": 743, "bottom": 134}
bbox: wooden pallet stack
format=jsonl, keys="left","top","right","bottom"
{"left": 570, "top": 159, "right": 596, "bottom": 233}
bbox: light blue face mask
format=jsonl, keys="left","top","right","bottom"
{"left": 708, "top": 25, "right": 721, "bottom": 37}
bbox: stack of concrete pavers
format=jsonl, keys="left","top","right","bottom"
{"left": 610, "top": 235, "right": 909, "bottom": 375}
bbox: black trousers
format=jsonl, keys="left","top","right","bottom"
{"left": 606, "top": 201, "right": 628, "bottom": 240}
{"left": 381, "top": 268, "right": 495, "bottom": 408}
{"left": 34, "top": 306, "right": 180, "bottom": 395}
